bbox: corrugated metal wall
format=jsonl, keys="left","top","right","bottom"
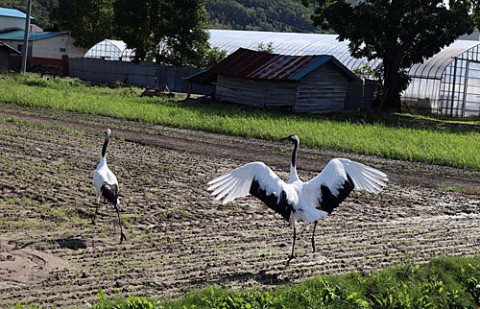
{"left": 69, "top": 58, "right": 158, "bottom": 87}
{"left": 69, "top": 58, "right": 215, "bottom": 94}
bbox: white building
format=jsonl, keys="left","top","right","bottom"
{"left": 0, "top": 29, "right": 85, "bottom": 59}
{"left": 0, "top": 7, "right": 31, "bottom": 31}
{"left": 0, "top": 6, "right": 86, "bottom": 60}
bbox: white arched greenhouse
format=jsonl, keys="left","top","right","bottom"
{"left": 85, "top": 30, "right": 480, "bottom": 117}
{"left": 405, "top": 40, "right": 480, "bottom": 117}
{"left": 84, "top": 39, "right": 134, "bottom": 61}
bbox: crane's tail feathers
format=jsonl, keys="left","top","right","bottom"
{"left": 340, "top": 159, "right": 388, "bottom": 194}
{"left": 298, "top": 207, "right": 329, "bottom": 223}
{"left": 101, "top": 184, "right": 119, "bottom": 205}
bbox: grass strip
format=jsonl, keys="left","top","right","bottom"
{"left": 0, "top": 73, "right": 479, "bottom": 170}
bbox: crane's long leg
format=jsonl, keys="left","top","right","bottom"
{"left": 93, "top": 193, "right": 101, "bottom": 225}
{"left": 114, "top": 203, "right": 127, "bottom": 244}
{"left": 287, "top": 226, "right": 296, "bottom": 264}
{"left": 311, "top": 221, "right": 318, "bottom": 253}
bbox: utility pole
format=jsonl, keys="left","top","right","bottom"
{"left": 20, "top": 0, "right": 32, "bottom": 74}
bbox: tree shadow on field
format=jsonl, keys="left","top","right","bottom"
{"left": 54, "top": 236, "right": 87, "bottom": 250}
{"left": 12, "top": 235, "right": 87, "bottom": 250}
{"left": 190, "top": 269, "right": 291, "bottom": 287}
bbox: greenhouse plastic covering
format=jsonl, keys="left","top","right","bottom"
{"left": 84, "top": 39, "right": 134, "bottom": 61}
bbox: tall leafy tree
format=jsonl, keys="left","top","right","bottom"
{"left": 51, "top": 0, "right": 114, "bottom": 48}
{"left": 114, "top": 0, "right": 210, "bottom": 66}
{"left": 113, "top": 0, "right": 156, "bottom": 61}
{"left": 303, "top": 0, "right": 474, "bottom": 111}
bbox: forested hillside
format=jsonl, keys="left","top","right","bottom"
{"left": 206, "top": 0, "right": 316, "bottom": 32}
{"left": 0, "top": 0, "right": 317, "bottom": 33}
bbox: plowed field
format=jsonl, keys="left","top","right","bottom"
{"left": 1, "top": 102, "right": 479, "bottom": 308}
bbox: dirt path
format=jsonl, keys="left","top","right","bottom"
{"left": 0, "top": 102, "right": 480, "bottom": 308}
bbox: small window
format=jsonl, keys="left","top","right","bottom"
{"left": 60, "top": 48, "right": 66, "bottom": 53}
{"left": 17, "top": 44, "right": 22, "bottom": 51}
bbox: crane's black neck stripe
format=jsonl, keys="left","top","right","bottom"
{"left": 318, "top": 174, "right": 354, "bottom": 214}
{"left": 291, "top": 139, "right": 298, "bottom": 168}
{"left": 250, "top": 178, "right": 293, "bottom": 221}
{"left": 101, "top": 135, "right": 110, "bottom": 158}
{"left": 101, "top": 183, "right": 118, "bottom": 206}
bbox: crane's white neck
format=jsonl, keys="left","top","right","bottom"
{"left": 288, "top": 162, "right": 299, "bottom": 183}
{"left": 98, "top": 156, "right": 107, "bottom": 166}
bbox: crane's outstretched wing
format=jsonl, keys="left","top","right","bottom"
{"left": 301, "top": 158, "right": 388, "bottom": 220}
{"left": 207, "top": 162, "right": 296, "bottom": 221}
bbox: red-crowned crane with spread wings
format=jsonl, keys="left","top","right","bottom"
{"left": 208, "top": 134, "right": 388, "bottom": 263}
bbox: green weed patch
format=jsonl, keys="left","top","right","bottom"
{"left": 89, "top": 257, "right": 480, "bottom": 308}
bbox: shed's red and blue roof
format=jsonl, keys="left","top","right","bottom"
{"left": 186, "top": 48, "right": 358, "bottom": 84}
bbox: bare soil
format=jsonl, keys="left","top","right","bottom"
{"left": 0, "top": 102, "right": 479, "bottom": 308}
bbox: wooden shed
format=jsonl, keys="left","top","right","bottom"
{"left": 186, "top": 48, "right": 361, "bottom": 114}
{"left": 0, "top": 41, "right": 19, "bottom": 72}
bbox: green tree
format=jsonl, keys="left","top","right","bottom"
{"left": 303, "top": 0, "right": 474, "bottom": 111}
{"left": 114, "top": 0, "right": 210, "bottom": 67}
{"left": 51, "top": 0, "right": 114, "bottom": 48}
{"left": 257, "top": 42, "right": 274, "bottom": 53}
{"left": 159, "top": 0, "right": 211, "bottom": 66}
{"left": 112, "top": 0, "right": 155, "bottom": 61}
{"left": 199, "top": 47, "right": 227, "bottom": 68}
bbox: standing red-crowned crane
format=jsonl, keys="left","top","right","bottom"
{"left": 93, "top": 128, "right": 127, "bottom": 244}
{"left": 208, "top": 134, "right": 388, "bottom": 263}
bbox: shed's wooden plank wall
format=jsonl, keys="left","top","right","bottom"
{"left": 216, "top": 75, "right": 296, "bottom": 110}
{"left": 216, "top": 63, "right": 361, "bottom": 114}
{"left": 295, "top": 63, "right": 347, "bottom": 113}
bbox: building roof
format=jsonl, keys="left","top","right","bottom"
{"left": 0, "top": 29, "right": 62, "bottom": 41}
{"left": 208, "top": 29, "right": 380, "bottom": 72}
{"left": 186, "top": 48, "right": 359, "bottom": 84}
{"left": 208, "top": 30, "right": 480, "bottom": 81}
{"left": 408, "top": 40, "right": 480, "bottom": 79}
{"left": 0, "top": 41, "right": 20, "bottom": 54}
{"left": 0, "top": 7, "right": 32, "bottom": 19}
{"left": 85, "top": 30, "right": 480, "bottom": 81}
